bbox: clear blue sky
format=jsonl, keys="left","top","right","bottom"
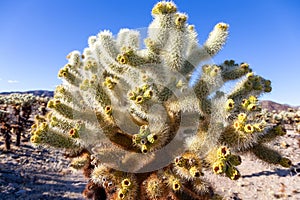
{"left": 0, "top": 0, "right": 300, "bottom": 105}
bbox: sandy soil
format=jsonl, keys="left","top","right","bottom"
{"left": 0, "top": 130, "right": 299, "bottom": 200}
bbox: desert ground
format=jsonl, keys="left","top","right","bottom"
{"left": 0, "top": 128, "right": 299, "bottom": 200}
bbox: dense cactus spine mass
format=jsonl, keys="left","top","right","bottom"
{"left": 30, "top": 1, "right": 292, "bottom": 199}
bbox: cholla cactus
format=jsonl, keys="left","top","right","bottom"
{"left": 31, "top": 1, "right": 292, "bottom": 199}
{"left": 0, "top": 93, "right": 39, "bottom": 148}
{"left": 0, "top": 93, "right": 36, "bottom": 106}
{"left": 262, "top": 107, "right": 300, "bottom": 132}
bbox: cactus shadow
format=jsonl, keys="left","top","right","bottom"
{"left": 242, "top": 162, "right": 300, "bottom": 178}
{"left": 0, "top": 144, "right": 86, "bottom": 200}
{"left": 0, "top": 165, "right": 86, "bottom": 199}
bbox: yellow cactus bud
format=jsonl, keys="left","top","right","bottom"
{"left": 69, "top": 128, "right": 79, "bottom": 138}
{"left": 202, "top": 64, "right": 212, "bottom": 74}
{"left": 253, "top": 123, "right": 264, "bottom": 132}
{"left": 142, "top": 74, "right": 149, "bottom": 82}
{"left": 226, "top": 99, "right": 235, "bottom": 111}
{"left": 176, "top": 79, "right": 184, "bottom": 88}
{"left": 33, "top": 128, "right": 43, "bottom": 136}
{"left": 247, "top": 103, "right": 257, "bottom": 111}
{"left": 56, "top": 85, "right": 65, "bottom": 94}
{"left": 172, "top": 179, "right": 181, "bottom": 191}
{"left": 39, "top": 122, "right": 48, "bottom": 131}
{"left": 103, "top": 77, "right": 116, "bottom": 89}
{"left": 30, "top": 134, "right": 41, "bottom": 144}
{"left": 141, "top": 144, "right": 148, "bottom": 154}
{"left": 212, "top": 160, "right": 226, "bottom": 174}
{"left": 104, "top": 105, "right": 112, "bottom": 116}
{"left": 210, "top": 65, "right": 220, "bottom": 77}
{"left": 121, "top": 178, "right": 132, "bottom": 189}
{"left": 174, "top": 156, "right": 187, "bottom": 167}
{"left": 128, "top": 91, "right": 137, "bottom": 100}
{"left": 188, "top": 25, "right": 195, "bottom": 31}
{"left": 246, "top": 72, "right": 254, "bottom": 78}
{"left": 132, "top": 134, "right": 141, "bottom": 145}
{"left": 143, "top": 89, "right": 153, "bottom": 99}
{"left": 217, "top": 22, "right": 228, "bottom": 31}
{"left": 253, "top": 83, "right": 263, "bottom": 91}
{"left": 117, "top": 54, "right": 128, "bottom": 64}
{"left": 175, "top": 14, "right": 187, "bottom": 27}
{"left": 151, "top": 2, "right": 164, "bottom": 15}
{"left": 189, "top": 166, "right": 202, "bottom": 177}
{"left": 135, "top": 95, "right": 144, "bottom": 104}
{"left": 233, "top": 120, "right": 243, "bottom": 131}
{"left": 217, "top": 146, "right": 231, "bottom": 159}
{"left": 147, "top": 133, "right": 158, "bottom": 143}
{"left": 240, "top": 63, "right": 249, "bottom": 69}
{"left": 248, "top": 95, "right": 258, "bottom": 104}
{"left": 238, "top": 113, "right": 247, "bottom": 123}
{"left": 244, "top": 124, "right": 254, "bottom": 133}
{"left": 118, "top": 188, "right": 127, "bottom": 199}
{"left": 47, "top": 100, "right": 55, "bottom": 109}
{"left": 58, "top": 67, "right": 68, "bottom": 78}
{"left": 241, "top": 99, "right": 249, "bottom": 109}
{"left": 166, "top": 2, "right": 177, "bottom": 13}
{"left": 140, "top": 84, "right": 149, "bottom": 92}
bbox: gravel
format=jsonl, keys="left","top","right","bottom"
{"left": 0, "top": 130, "right": 299, "bottom": 200}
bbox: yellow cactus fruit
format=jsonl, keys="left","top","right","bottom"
{"left": 233, "top": 120, "right": 243, "bottom": 131}
{"left": 226, "top": 99, "right": 235, "bottom": 111}
{"left": 117, "top": 54, "right": 128, "bottom": 64}
{"left": 189, "top": 166, "right": 202, "bottom": 178}
{"left": 118, "top": 188, "right": 127, "bottom": 199}
{"left": 141, "top": 144, "right": 148, "bottom": 154}
{"left": 30, "top": 134, "right": 41, "bottom": 144}
{"left": 172, "top": 179, "right": 181, "bottom": 191}
{"left": 217, "top": 146, "right": 231, "bottom": 159}
{"left": 212, "top": 160, "right": 226, "bottom": 174}
{"left": 217, "top": 22, "right": 229, "bottom": 31}
{"left": 147, "top": 133, "right": 158, "bottom": 143}
{"left": 244, "top": 124, "right": 254, "bottom": 133}
{"left": 121, "top": 178, "right": 132, "bottom": 189}
{"left": 135, "top": 95, "right": 144, "bottom": 104}
{"left": 248, "top": 95, "right": 258, "bottom": 104}
{"left": 69, "top": 128, "right": 79, "bottom": 138}
{"left": 238, "top": 113, "right": 247, "bottom": 123}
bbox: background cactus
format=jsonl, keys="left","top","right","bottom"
{"left": 30, "top": 1, "right": 292, "bottom": 199}
{"left": 0, "top": 93, "right": 49, "bottom": 150}
{"left": 261, "top": 107, "right": 300, "bottom": 133}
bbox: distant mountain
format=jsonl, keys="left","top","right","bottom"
{"left": 0, "top": 90, "right": 54, "bottom": 98}
{"left": 260, "top": 100, "right": 299, "bottom": 112}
